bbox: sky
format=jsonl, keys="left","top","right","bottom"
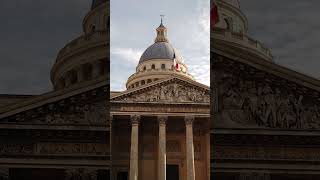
{"left": 0, "top": 0, "right": 90, "bottom": 94}
{"left": 110, "top": 0, "right": 210, "bottom": 91}
{"left": 241, "top": 0, "right": 320, "bottom": 78}
{"left": 2, "top": 1, "right": 320, "bottom": 94}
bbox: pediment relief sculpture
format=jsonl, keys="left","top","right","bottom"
{"left": 218, "top": 71, "right": 320, "bottom": 129}
{"left": 112, "top": 81, "right": 210, "bottom": 103}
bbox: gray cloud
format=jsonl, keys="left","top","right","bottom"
{"left": 241, "top": 0, "right": 320, "bottom": 78}
{"left": 0, "top": 0, "right": 90, "bottom": 94}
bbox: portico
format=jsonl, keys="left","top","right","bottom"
{"left": 110, "top": 112, "right": 210, "bottom": 180}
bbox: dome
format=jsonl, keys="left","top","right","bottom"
{"left": 218, "top": 0, "right": 240, "bottom": 8}
{"left": 139, "top": 42, "right": 183, "bottom": 64}
{"left": 91, "top": 0, "right": 107, "bottom": 10}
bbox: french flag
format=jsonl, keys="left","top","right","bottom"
{"left": 173, "top": 53, "right": 179, "bottom": 71}
{"left": 211, "top": 0, "right": 219, "bottom": 28}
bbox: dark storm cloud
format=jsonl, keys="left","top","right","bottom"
{"left": 0, "top": 0, "right": 90, "bottom": 94}
{"left": 241, "top": 0, "right": 320, "bottom": 78}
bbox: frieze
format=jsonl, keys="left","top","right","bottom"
{"left": 37, "top": 143, "right": 109, "bottom": 155}
{"left": 0, "top": 143, "right": 109, "bottom": 156}
{"left": 213, "top": 59, "right": 320, "bottom": 129}
{"left": 213, "top": 146, "right": 320, "bottom": 161}
{"left": 0, "top": 143, "right": 33, "bottom": 155}
{"left": 0, "top": 86, "right": 108, "bottom": 126}
{"left": 65, "top": 168, "right": 97, "bottom": 180}
{"left": 115, "top": 104, "right": 209, "bottom": 114}
{"left": 112, "top": 80, "right": 210, "bottom": 103}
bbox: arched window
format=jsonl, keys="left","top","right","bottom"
{"left": 147, "top": 79, "right": 152, "bottom": 83}
{"left": 154, "top": 78, "right": 159, "bottom": 81}
{"left": 143, "top": 66, "right": 146, "bottom": 71}
{"left": 151, "top": 64, "right": 155, "bottom": 69}
{"left": 161, "top": 64, "right": 165, "bottom": 69}
{"left": 135, "top": 82, "right": 139, "bottom": 87}
{"left": 91, "top": 24, "right": 96, "bottom": 33}
{"left": 224, "top": 18, "right": 231, "bottom": 31}
{"left": 141, "top": 80, "right": 145, "bottom": 85}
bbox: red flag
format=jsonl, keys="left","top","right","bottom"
{"left": 174, "top": 58, "right": 179, "bottom": 71}
{"left": 211, "top": 0, "right": 219, "bottom": 28}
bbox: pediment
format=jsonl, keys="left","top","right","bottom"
{"left": 111, "top": 76, "right": 210, "bottom": 104}
{"left": 0, "top": 79, "right": 108, "bottom": 126}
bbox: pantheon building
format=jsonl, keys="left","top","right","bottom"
{"left": 212, "top": 0, "right": 320, "bottom": 179}
{"left": 110, "top": 19, "right": 210, "bottom": 180}
{"left": 0, "top": 0, "right": 109, "bottom": 179}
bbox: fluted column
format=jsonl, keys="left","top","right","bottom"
{"left": 185, "top": 116, "right": 195, "bottom": 180}
{"left": 129, "top": 115, "right": 140, "bottom": 180}
{"left": 158, "top": 115, "right": 167, "bottom": 180}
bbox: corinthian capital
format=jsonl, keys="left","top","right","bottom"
{"left": 130, "top": 114, "right": 141, "bottom": 125}
{"left": 158, "top": 115, "right": 168, "bottom": 125}
{"left": 184, "top": 116, "right": 195, "bottom": 125}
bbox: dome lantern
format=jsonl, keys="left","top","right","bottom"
{"left": 155, "top": 15, "right": 169, "bottom": 43}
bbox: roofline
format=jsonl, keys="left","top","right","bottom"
{"left": 213, "top": 47, "right": 320, "bottom": 92}
{"left": 111, "top": 74, "right": 209, "bottom": 100}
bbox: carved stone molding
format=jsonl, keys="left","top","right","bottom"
{"left": 1, "top": 85, "right": 108, "bottom": 126}
{"left": 65, "top": 168, "right": 97, "bottom": 180}
{"left": 239, "top": 172, "right": 270, "bottom": 180}
{"left": 112, "top": 80, "right": 209, "bottom": 103}
{"left": 130, "top": 115, "right": 140, "bottom": 125}
{"left": 185, "top": 116, "right": 195, "bottom": 125}
{"left": 157, "top": 115, "right": 168, "bottom": 125}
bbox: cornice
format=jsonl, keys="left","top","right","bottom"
{"left": 213, "top": 47, "right": 320, "bottom": 93}
{"left": 0, "top": 76, "right": 108, "bottom": 118}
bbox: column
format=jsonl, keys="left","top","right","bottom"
{"left": 129, "top": 115, "right": 140, "bottom": 180}
{"left": 185, "top": 116, "right": 195, "bottom": 180}
{"left": 158, "top": 115, "right": 167, "bottom": 180}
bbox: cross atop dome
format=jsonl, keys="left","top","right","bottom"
{"left": 160, "top": 15, "right": 165, "bottom": 25}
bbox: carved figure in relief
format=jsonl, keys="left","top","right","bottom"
{"left": 218, "top": 69, "right": 320, "bottom": 129}
{"left": 119, "top": 82, "right": 209, "bottom": 103}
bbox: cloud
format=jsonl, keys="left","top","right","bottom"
{"left": 182, "top": 1, "right": 210, "bottom": 86}
{"left": 110, "top": 0, "right": 210, "bottom": 91}
{"left": 0, "top": 0, "right": 90, "bottom": 94}
{"left": 241, "top": 0, "right": 320, "bottom": 79}
{"left": 111, "top": 47, "right": 143, "bottom": 64}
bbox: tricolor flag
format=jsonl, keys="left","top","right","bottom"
{"left": 173, "top": 53, "right": 179, "bottom": 71}
{"left": 211, "top": 0, "right": 219, "bottom": 28}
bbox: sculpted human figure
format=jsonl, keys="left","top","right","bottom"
{"left": 262, "top": 85, "right": 277, "bottom": 127}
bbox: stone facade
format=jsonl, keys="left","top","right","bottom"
{"left": 0, "top": 0, "right": 110, "bottom": 179}
{"left": 211, "top": 1, "right": 320, "bottom": 179}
